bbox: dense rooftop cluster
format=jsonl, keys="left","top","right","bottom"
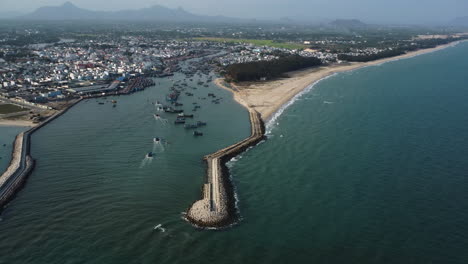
{"left": 0, "top": 22, "right": 465, "bottom": 108}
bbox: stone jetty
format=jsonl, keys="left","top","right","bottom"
{"left": 187, "top": 109, "right": 265, "bottom": 228}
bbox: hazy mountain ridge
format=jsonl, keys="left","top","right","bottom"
{"left": 4, "top": 1, "right": 466, "bottom": 27}
{"left": 20, "top": 2, "right": 243, "bottom": 22}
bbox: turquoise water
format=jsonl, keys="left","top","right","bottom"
{"left": 2, "top": 42, "right": 468, "bottom": 263}
{"left": 0, "top": 126, "right": 27, "bottom": 173}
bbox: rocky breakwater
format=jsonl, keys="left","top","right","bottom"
{"left": 186, "top": 109, "right": 265, "bottom": 228}
{"left": 0, "top": 133, "right": 35, "bottom": 209}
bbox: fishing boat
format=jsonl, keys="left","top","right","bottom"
{"left": 166, "top": 92, "right": 179, "bottom": 102}
{"left": 164, "top": 108, "right": 184, "bottom": 113}
{"left": 184, "top": 124, "right": 198, "bottom": 129}
{"left": 174, "top": 118, "right": 186, "bottom": 124}
{"left": 178, "top": 113, "right": 194, "bottom": 118}
{"left": 193, "top": 131, "right": 203, "bottom": 136}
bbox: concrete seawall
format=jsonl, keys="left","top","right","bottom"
{"left": 0, "top": 98, "right": 83, "bottom": 210}
{"left": 186, "top": 109, "right": 265, "bottom": 228}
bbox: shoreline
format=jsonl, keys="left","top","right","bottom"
{"left": 215, "top": 40, "right": 466, "bottom": 123}
{"left": 202, "top": 39, "right": 465, "bottom": 228}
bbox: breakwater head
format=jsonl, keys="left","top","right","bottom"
{"left": 186, "top": 109, "right": 265, "bottom": 228}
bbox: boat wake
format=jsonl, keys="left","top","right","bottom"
{"left": 153, "top": 114, "right": 168, "bottom": 125}
{"left": 152, "top": 140, "right": 166, "bottom": 153}
{"left": 140, "top": 156, "right": 153, "bottom": 168}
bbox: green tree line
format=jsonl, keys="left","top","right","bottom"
{"left": 225, "top": 55, "right": 322, "bottom": 82}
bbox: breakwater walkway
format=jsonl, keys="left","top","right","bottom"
{"left": 187, "top": 108, "right": 265, "bottom": 228}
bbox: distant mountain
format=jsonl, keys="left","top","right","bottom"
{"left": 328, "top": 19, "right": 367, "bottom": 29}
{"left": 451, "top": 16, "right": 468, "bottom": 27}
{"left": 26, "top": 2, "right": 96, "bottom": 20}
{"left": 21, "top": 2, "right": 243, "bottom": 23}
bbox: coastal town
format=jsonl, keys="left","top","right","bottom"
{"left": 1, "top": 21, "right": 466, "bottom": 123}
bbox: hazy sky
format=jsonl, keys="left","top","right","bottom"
{"left": 2, "top": 0, "right": 468, "bottom": 23}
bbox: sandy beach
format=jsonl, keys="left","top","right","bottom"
{"left": 215, "top": 40, "right": 466, "bottom": 121}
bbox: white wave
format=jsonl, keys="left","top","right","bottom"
{"left": 265, "top": 73, "right": 338, "bottom": 135}
{"left": 264, "top": 41, "right": 467, "bottom": 135}
{"left": 153, "top": 224, "right": 166, "bottom": 232}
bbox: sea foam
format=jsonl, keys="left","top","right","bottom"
{"left": 265, "top": 73, "right": 338, "bottom": 135}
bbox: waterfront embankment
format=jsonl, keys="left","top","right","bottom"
{"left": 215, "top": 40, "right": 467, "bottom": 122}
{"left": 186, "top": 108, "right": 265, "bottom": 228}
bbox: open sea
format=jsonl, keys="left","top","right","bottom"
{"left": 1, "top": 42, "right": 468, "bottom": 264}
